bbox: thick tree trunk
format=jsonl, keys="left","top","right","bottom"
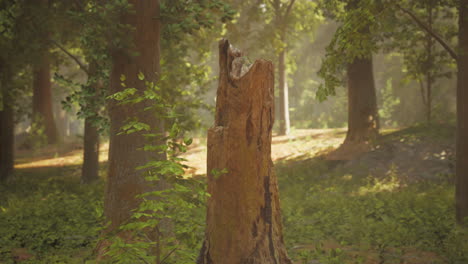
{"left": 104, "top": 0, "right": 164, "bottom": 234}
{"left": 278, "top": 48, "right": 290, "bottom": 135}
{"left": 198, "top": 39, "right": 291, "bottom": 264}
{"left": 456, "top": 0, "right": 468, "bottom": 224}
{"left": 33, "top": 54, "right": 57, "bottom": 144}
{"left": 81, "top": 118, "right": 99, "bottom": 184}
{"left": 344, "top": 56, "right": 379, "bottom": 145}
{"left": 0, "top": 70, "right": 14, "bottom": 182}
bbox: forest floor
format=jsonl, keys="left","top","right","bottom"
{"left": 4, "top": 123, "right": 466, "bottom": 263}
{"left": 15, "top": 125, "right": 455, "bottom": 181}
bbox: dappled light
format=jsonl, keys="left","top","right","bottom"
{"left": 15, "top": 143, "right": 109, "bottom": 169}
{"left": 1, "top": 0, "right": 467, "bottom": 263}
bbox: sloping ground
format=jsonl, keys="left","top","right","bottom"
{"left": 337, "top": 124, "right": 455, "bottom": 182}
{"left": 275, "top": 124, "right": 465, "bottom": 264}
{"left": 15, "top": 129, "right": 345, "bottom": 174}
{"left": 183, "top": 128, "right": 346, "bottom": 176}
{"left": 15, "top": 125, "right": 455, "bottom": 186}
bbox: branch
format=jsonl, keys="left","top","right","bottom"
{"left": 283, "top": 0, "right": 296, "bottom": 19}
{"left": 396, "top": 4, "right": 457, "bottom": 61}
{"left": 49, "top": 39, "right": 89, "bottom": 75}
{"left": 160, "top": 246, "right": 179, "bottom": 264}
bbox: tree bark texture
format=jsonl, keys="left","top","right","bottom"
{"left": 32, "top": 54, "right": 57, "bottom": 144}
{"left": 344, "top": 56, "right": 379, "bottom": 145}
{"left": 0, "top": 64, "right": 14, "bottom": 182}
{"left": 81, "top": 63, "right": 101, "bottom": 184}
{"left": 198, "top": 39, "right": 292, "bottom": 264}
{"left": 456, "top": 0, "right": 468, "bottom": 224}
{"left": 278, "top": 48, "right": 290, "bottom": 136}
{"left": 104, "top": 0, "right": 164, "bottom": 233}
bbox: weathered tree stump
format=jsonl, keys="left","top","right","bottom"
{"left": 198, "top": 39, "right": 292, "bottom": 264}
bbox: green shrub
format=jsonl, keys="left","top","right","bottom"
{"left": 0, "top": 176, "right": 103, "bottom": 263}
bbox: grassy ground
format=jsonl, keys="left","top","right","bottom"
{"left": 1, "top": 124, "right": 467, "bottom": 263}
{"left": 278, "top": 125, "right": 465, "bottom": 264}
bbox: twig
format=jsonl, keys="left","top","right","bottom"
{"left": 284, "top": 0, "right": 296, "bottom": 18}
{"left": 160, "top": 246, "right": 179, "bottom": 264}
{"left": 49, "top": 39, "right": 89, "bottom": 75}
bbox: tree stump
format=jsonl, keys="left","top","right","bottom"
{"left": 198, "top": 39, "right": 292, "bottom": 264}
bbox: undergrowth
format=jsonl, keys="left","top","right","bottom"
{"left": 278, "top": 156, "right": 468, "bottom": 263}
{"left": 1, "top": 124, "right": 466, "bottom": 263}
{"left": 0, "top": 174, "right": 104, "bottom": 263}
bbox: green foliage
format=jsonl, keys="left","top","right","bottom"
{"left": 278, "top": 126, "right": 467, "bottom": 263}
{"left": 378, "top": 78, "right": 401, "bottom": 127}
{"left": 211, "top": 168, "right": 228, "bottom": 180}
{"left": 0, "top": 174, "right": 103, "bottom": 263}
{"left": 161, "top": 0, "right": 235, "bottom": 40}
{"left": 103, "top": 75, "right": 208, "bottom": 264}
{"left": 57, "top": 72, "right": 109, "bottom": 135}
{"left": 26, "top": 115, "right": 48, "bottom": 150}
{"left": 317, "top": 0, "right": 385, "bottom": 101}
{"left": 382, "top": 0, "right": 457, "bottom": 123}
{"left": 159, "top": 0, "right": 236, "bottom": 131}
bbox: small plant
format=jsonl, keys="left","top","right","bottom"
{"left": 27, "top": 114, "right": 47, "bottom": 150}
{"left": 102, "top": 73, "right": 208, "bottom": 264}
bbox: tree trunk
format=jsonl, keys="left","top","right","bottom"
{"left": 81, "top": 63, "right": 101, "bottom": 184}
{"left": 426, "top": 4, "right": 433, "bottom": 124}
{"left": 33, "top": 54, "right": 57, "bottom": 144}
{"left": 278, "top": 48, "right": 290, "bottom": 135}
{"left": 0, "top": 67, "right": 14, "bottom": 182}
{"left": 344, "top": 55, "right": 379, "bottom": 145}
{"left": 81, "top": 118, "right": 99, "bottom": 184}
{"left": 104, "top": 0, "right": 164, "bottom": 235}
{"left": 198, "top": 39, "right": 292, "bottom": 264}
{"left": 456, "top": 0, "right": 468, "bottom": 224}
{"left": 426, "top": 74, "right": 432, "bottom": 124}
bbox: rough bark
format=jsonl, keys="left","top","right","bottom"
{"left": 104, "top": 0, "right": 164, "bottom": 235}
{"left": 344, "top": 55, "right": 379, "bottom": 145}
{"left": 0, "top": 65, "right": 14, "bottom": 182}
{"left": 32, "top": 54, "right": 57, "bottom": 144}
{"left": 198, "top": 39, "right": 292, "bottom": 264}
{"left": 456, "top": 0, "right": 468, "bottom": 224}
{"left": 278, "top": 48, "right": 290, "bottom": 136}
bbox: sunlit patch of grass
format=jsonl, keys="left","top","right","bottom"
{"left": 356, "top": 165, "right": 406, "bottom": 196}
{"left": 15, "top": 142, "right": 110, "bottom": 169}
{"left": 15, "top": 150, "right": 83, "bottom": 169}
{"left": 380, "top": 123, "right": 455, "bottom": 144}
